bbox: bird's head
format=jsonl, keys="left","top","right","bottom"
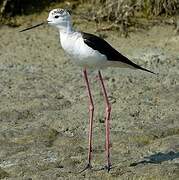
{"left": 47, "top": 9, "right": 71, "bottom": 29}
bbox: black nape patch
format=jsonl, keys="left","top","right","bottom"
{"left": 66, "top": 9, "right": 72, "bottom": 15}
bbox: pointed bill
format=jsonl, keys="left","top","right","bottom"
{"left": 19, "top": 22, "right": 45, "bottom": 32}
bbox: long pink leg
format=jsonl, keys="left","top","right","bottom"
{"left": 98, "top": 70, "right": 111, "bottom": 171}
{"left": 82, "top": 68, "right": 94, "bottom": 170}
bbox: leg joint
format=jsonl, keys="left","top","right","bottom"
{"left": 89, "top": 104, "right": 94, "bottom": 111}
{"left": 106, "top": 104, "right": 111, "bottom": 112}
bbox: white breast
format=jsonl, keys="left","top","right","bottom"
{"left": 59, "top": 31, "right": 108, "bottom": 68}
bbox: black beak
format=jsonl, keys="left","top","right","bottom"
{"left": 19, "top": 22, "right": 45, "bottom": 32}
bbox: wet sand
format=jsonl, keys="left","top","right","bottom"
{"left": 0, "top": 16, "right": 179, "bottom": 179}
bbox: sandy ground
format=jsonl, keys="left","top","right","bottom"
{"left": 0, "top": 15, "right": 179, "bottom": 179}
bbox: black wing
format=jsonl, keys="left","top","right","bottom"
{"left": 82, "top": 32, "right": 155, "bottom": 74}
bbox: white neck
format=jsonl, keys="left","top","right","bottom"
{"left": 58, "top": 20, "right": 74, "bottom": 34}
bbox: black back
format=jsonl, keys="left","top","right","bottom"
{"left": 82, "top": 32, "right": 155, "bottom": 74}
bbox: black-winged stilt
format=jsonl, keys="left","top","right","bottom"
{"left": 20, "top": 8, "right": 155, "bottom": 172}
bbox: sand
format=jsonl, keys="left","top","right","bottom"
{"left": 0, "top": 15, "right": 179, "bottom": 179}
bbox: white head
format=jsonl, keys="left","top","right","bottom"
{"left": 47, "top": 9, "right": 72, "bottom": 32}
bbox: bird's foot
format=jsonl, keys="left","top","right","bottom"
{"left": 104, "top": 164, "right": 112, "bottom": 172}
{"left": 79, "top": 163, "right": 92, "bottom": 173}
{"left": 93, "top": 164, "right": 112, "bottom": 172}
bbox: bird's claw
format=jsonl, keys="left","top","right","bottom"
{"left": 79, "top": 163, "right": 92, "bottom": 173}
{"left": 104, "top": 164, "right": 112, "bottom": 172}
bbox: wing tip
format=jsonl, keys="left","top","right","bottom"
{"left": 138, "top": 66, "right": 157, "bottom": 75}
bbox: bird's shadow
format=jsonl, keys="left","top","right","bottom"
{"left": 130, "top": 151, "right": 179, "bottom": 166}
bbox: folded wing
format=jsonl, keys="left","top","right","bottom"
{"left": 82, "top": 32, "right": 155, "bottom": 74}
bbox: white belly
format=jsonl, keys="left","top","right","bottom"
{"left": 60, "top": 31, "right": 108, "bottom": 68}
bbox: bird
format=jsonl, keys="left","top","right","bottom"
{"left": 20, "top": 8, "right": 155, "bottom": 172}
